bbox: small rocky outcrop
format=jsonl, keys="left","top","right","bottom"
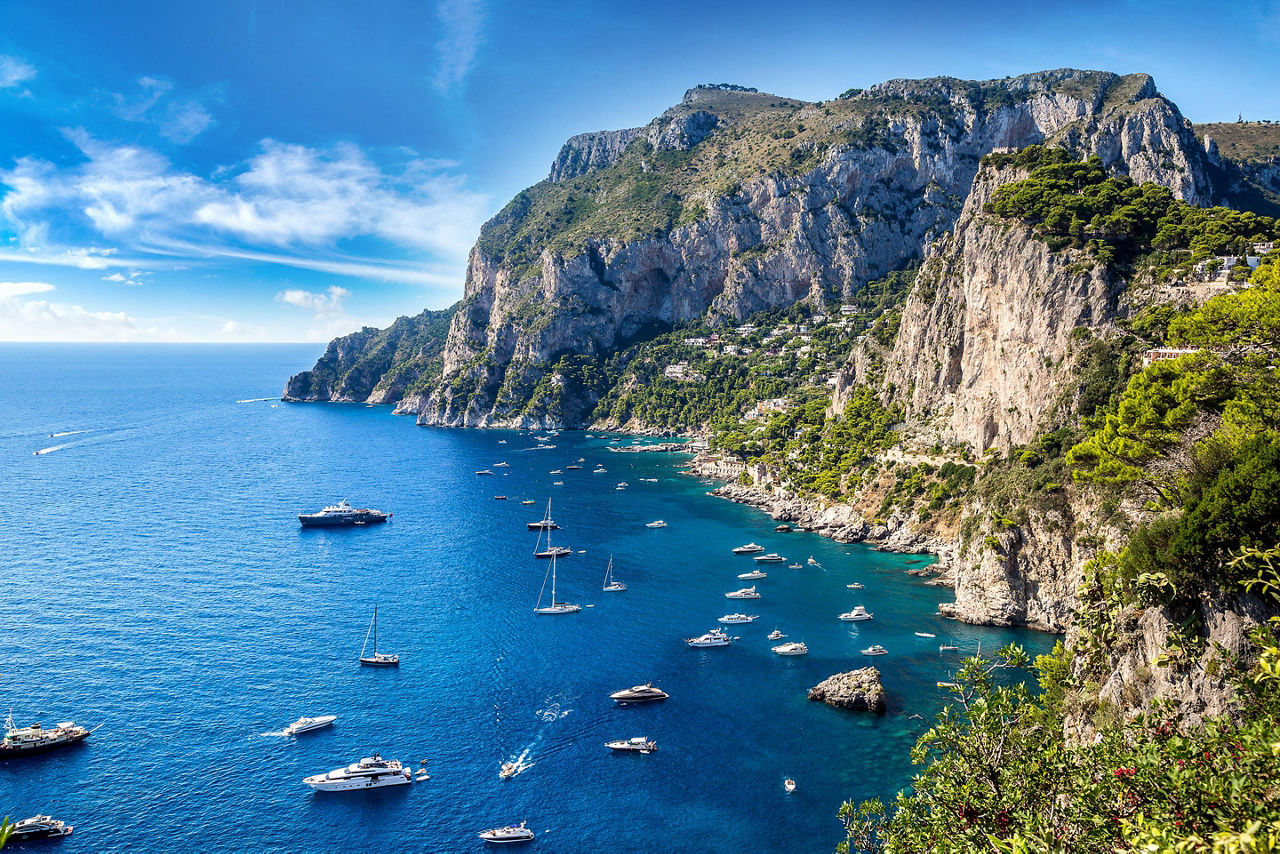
{"left": 808, "top": 668, "right": 886, "bottom": 713}
{"left": 548, "top": 127, "right": 642, "bottom": 183}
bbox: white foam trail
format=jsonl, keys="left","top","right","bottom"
{"left": 33, "top": 445, "right": 65, "bottom": 456}
{"left": 50, "top": 430, "right": 88, "bottom": 438}
{"left": 236, "top": 397, "right": 276, "bottom": 404}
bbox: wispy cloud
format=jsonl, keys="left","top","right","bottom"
{"left": 0, "top": 133, "right": 490, "bottom": 286}
{"left": 102, "top": 269, "right": 151, "bottom": 286}
{"left": 0, "top": 282, "right": 152, "bottom": 341}
{"left": 432, "top": 0, "right": 485, "bottom": 94}
{"left": 0, "top": 281, "right": 54, "bottom": 298}
{"left": 276, "top": 285, "right": 350, "bottom": 317}
{"left": 0, "top": 55, "right": 36, "bottom": 90}
{"left": 112, "top": 77, "right": 214, "bottom": 143}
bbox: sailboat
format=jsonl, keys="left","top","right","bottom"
{"left": 359, "top": 605, "right": 400, "bottom": 666}
{"left": 533, "top": 523, "right": 571, "bottom": 559}
{"left": 602, "top": 555, "right": 626, "bottom": 592}
{"left": 534, "top": 539, "right": 580, "bottom": 615}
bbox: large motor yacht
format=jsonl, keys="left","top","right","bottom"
{"left": 752, "top": 553, "right": 786, "bottom": 563}
{"left": 10, "top": 815, "right": 73, "bottom": 840}
{"left": 737, "top": 569, "right": 767, "bottom": 580}
{"left": 1, "top": 713, "right": 90, "bottom": 759}
{"left": 283, "top": 715, "right": 336, "bottom": 736}
{"left": 297, "top": 500, "right": 389, "bottom": 528}
{"left": 605, "top": 736, "right": 658, "bottom": 753}
{"left": 731, "top": 542, "right": 765, "bottom": 554}
{"left": 684, "top": 628, "right": 733, "bottom": 648}
{"left": 717, "top": 613, "right": 758, "bottom": 624}
{"left": 608, "top": 683, "right": 669, "bottom": 703}
{"left": 771, "top": 642, "right": 809, "bottom": 656}
{"left": 725, "top": 586, "right": 761, "bottom": 599}
{"left": 303, "top": 754, "right": 412, "bottom": 791}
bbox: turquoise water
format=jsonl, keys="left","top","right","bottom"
{"left": 0, "top": 345, "right": 1054, "bottom": 852}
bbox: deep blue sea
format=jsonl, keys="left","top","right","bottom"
{"left": 0, "top": 344, "right": 1054, "bottom": 852}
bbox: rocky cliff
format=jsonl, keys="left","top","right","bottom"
{"left": 316, "top": 69, "right": 1220, "bottom": 428}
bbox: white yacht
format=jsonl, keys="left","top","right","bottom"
{"left": 478, "top": 821, "right": 535, "bottom": 844}
{"left": 494, "top": 461, "right": 510, "bottom": 468}
{"left": 476, "top": 469, "right": 495, "bottom": 476}
{"left": 602, "top": 556, "right": 626, "bottom": 592}
{"left": 732, "top": 542, "right": 766, "bottom": 554}
{"left": 753, "top": 553, "right": 786, "bottom": 563}
{"left": 283, "top": 715, "right": 336, "bottom": 736}
{"left": 10, "top": 815, "right": 73, "bottom": 841}
{"left": 725, "top": 586, "right": 761, "bottom": 599}
{"left": 915, "top": 632, "right": 937, "bottom": 638}
{"left": 862, "top": 645, "right": 888, "bottom": 656}
{"left": 788, "top": 563, "right": 803, "bottom": 569}
{"left": 846, "top": 582, "right": 864, "bottom": 589}
{"left": 771, "top": 642, "right": 808, "bottom": 656}
{"left": 838, "top": 606, "right": 873, "bottom": 622}
{"left": 609, "top": 683, "right": 669, "bottom": 703}
{"left": 717, "top": 613, "right": 758, "bottom": 624}
{"left": 767, "top": 629, "right": 785, "bottom": 640}
{"left": 605, "top": 736, "right": 658, "bottom": 753}
{"left": 303, "top": 755, "right": 412, "bottom": 791}
{"left": 645, "top": 520, "right": 667, "bottom": 528}
{"left": 685, "top": 628, "right": 733, "bottom": 647}
{"left": 737, "top": 569, "right": 767, "bottom": 580}
{"left": 939, "top": 642, "right": 960, "bottom": 652}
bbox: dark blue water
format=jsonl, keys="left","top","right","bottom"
{"left": 0, "top": 345, "right": 1054, "bottom": 852}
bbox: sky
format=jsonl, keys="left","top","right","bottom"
{"left": 0, "top": 0, "right": 1277, "bottom": 342}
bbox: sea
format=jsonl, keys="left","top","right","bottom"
{"left": 0, "top": 344, "right": 1055, "bottom": 852}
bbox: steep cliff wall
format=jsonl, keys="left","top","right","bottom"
{"left": 411, "top": 70, "right": 1217, "bottom": 428}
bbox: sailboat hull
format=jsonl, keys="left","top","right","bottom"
{"left": 359, "top": 656, "right": 400, "bottom": 667}
{"left": 533, "top": 604, "right": 581, "bottom": 615}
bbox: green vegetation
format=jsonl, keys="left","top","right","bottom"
{"left": 984, "top": 146, "right": 1279, "bottom": 266}
{"left": 1192, "top": 122, "right": 1280, "bottom": 163}
{"left": 841, "top": 629, "right": 1280, "bottom": 852}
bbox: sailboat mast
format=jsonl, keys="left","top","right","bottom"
{"left": 548, "top": 528, "right": 557, "bottom": 603}
{"left": 373, "top": 604, "right": 378, "bottom": 654}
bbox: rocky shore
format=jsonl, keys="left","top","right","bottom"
{"left": 807, "top": 668, "right": 886, "bottom": 713}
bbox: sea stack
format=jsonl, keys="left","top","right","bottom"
{"left": 808, "top": 668, "right": 886, "bottom": 713}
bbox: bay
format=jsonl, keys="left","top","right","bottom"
{"left": 0, "top": 344, "right": 1053, "bottom": 852}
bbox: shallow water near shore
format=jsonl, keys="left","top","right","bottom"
{"left": 0, "top": 344, "right": 1055, "bottom": 852}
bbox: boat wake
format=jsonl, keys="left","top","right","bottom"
{"left": 536, "top": 693, "right": 573, "bottom": 723}
{"left": 49, "top": 429, "right": 89, "bottom": 438}
{"left": 236, "top": 397, "right": 276, "bottom": 404}
{"left": 33, "top": 445, "right": 66, "bottom": 456}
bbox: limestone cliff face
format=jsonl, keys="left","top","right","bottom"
{"left": 844, "top": 165, "right": 1125, "bottom": 453}
{"left": 415, "top": 70, "right": 1215, "bottom": 428}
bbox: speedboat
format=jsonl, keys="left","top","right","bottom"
{"left": 494, "top": 495, "right": 508, "bottom": 500}
{"left": 807, "top": 557, "right": 821, "bottom": 567}
{"left": 616, "top": 482, "right": 629, "bottom": 488}
{"left": 303, "top": 755, "right": 412, "bottom": 791}
{"left": 499, "top": 762, "right": 518, "bottom": 780}
{"left": 283, "top": 715, "right": 336, "bottom": 736}
{"left": 685, "top": 628, "right": 733, "bottom": 647}
{"left": 566, "top": 464, "right": 582, "bottom": 470}
{"left": 737, "top": 569, "right": 767, "bottom": 580}
{"left": 784, "top": 778, "right": 796, "bottom": 793}
{"left": 593, "top": 467, "right": 607, "bottom": 474}
{"left": 753, "top": 553, "right": 786, "bottom": 563}
{"left": 915, "top": 632, "right": 937, "bottom": 638}
{"left": 732, "top": 542, "right": 766, "bottom": 554}
{"left": 476, "top": 469, "right": 495, "bottom": 476}
{"left": 771, "top": 642, "right": 808, "bottom": 656}
{"left": 788, "top": 563, "right": 803, "bottom": 569}
{"left": 10, "top": 815, "right": 73, "bottom": 840}
{"left": 839, "top": 606, "right": 873, "bottom": 622}
{"left": 609, "top": 683, "right": 669, "bottom": 703}
{"left": 494, "top": 462, "right": 510, "bottom": 468}
{"left": 861, "top": 645, "right": 888, "bottom": 656}
{"left": 645, "top": 520, "right": 667, "bottom": 528}
{"left": 478, "top": 821, "right": 536, "bottom": 844}
{"left": 846, "top": 583, "right": 864, "bottom": 589}
{"left": 718, "top": 613, "right": 758, "bottom": 624}
{"left": 939, "top": 643, "right": 959, "bottom": 652}
{"left": 549, "top": 469, "right": 563, "bottom": 474}
{"left": 520, "top": 499, "right": 536, "bottom": 505}
{"left": 498, "top": 439, "right": 508, "bottom": 444}
{"left": 725, "top": 586, "right": 761, "bottom": 599}
{"left": 605, "top": 736, "right": 658, "bottom": 754}
{"left": 767, "top": 629, "right": 785, "bottom": 640}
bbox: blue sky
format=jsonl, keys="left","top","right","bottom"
{"left": 0, "top": 0, "right": 1277, "bottom": 341}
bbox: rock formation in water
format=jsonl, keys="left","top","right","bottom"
{"left": 808, "top": 667, "right": 886, "bottom": 713}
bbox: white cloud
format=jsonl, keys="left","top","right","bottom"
{"left": 0, "top": 134, "right": 490, "bottom": 286}
{"left": 0, "top": 281, "right": 55, "bottom": 298}
{"left": 0, "top": 291, "right": 146, "bottom": 341}
{"left": 276, "top": 285, "right": 350, "bottom": 317}
{"left": 432, "top": 0, "right": 485, "bottom": 94}
{"left": 102, "top": 269, "right": 151, "bottom": 286}
{"left": 0, "top": 55, "right": 36, "bottom": 89}
{"left": 113, "top": 77, "right": 214, "bottom": 143}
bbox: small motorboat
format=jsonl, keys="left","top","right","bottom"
{"left": 494, "top": 495, "right": 508, "bottom": 500}
{"left": 645, "top": 520, "right": 667, "bottom": 528}
{"left": 499, "top": 762, "right": 518, "bottom": 780}
{"left": 725, "top": 586, "right": 761, "bottom": 599}
{"left": 498, "top": 439, "right": 508, "bottom": 444}
{"left": 862, "top": 645, "right": 888, "bottom": 656}
{"left": 737, "top": 569, "right": 767, "bottom": 580}
{"left": 753, "top": 553, "right": 786, "bottom": 563}
{"left": 478, "top": 821, "right": 536, "bottom": 844}
{"left": 839, "top": 606, "right": 873, "bottom": 622}
{"left": 774, "top": 524, "right": 792, "bottom": 533}
{"left": 846, "top": 583, "right": 864, "bottom": 589}
{"left": 787, "top": 563, "right": 803, "bottom": 569}
{"left": 772, "top": 642, "right": 808, "bottom": 656}
{"left": 494, "top": 462, "right": 510, "bottom": 467}
{"left": 767, "top": 629, "right": 785, "bottom": 640}
{"left": 10, "top": 815, "right": 73, "bottom": 841}
{"left": 915, "top": 632, "right": 936, "bottom": 638}
{"left": 593, "top": 467, "right": 608, "bottom": 474}
{"left": 609, "top": 683, "right": 669, "bottom": 703}
{"left": 566, "top": 464, "right": 582, "bottom": 470}
{"left": 415, "top": 769, "right": 431, "bottom": 781}
{"left": 718, "top": 613, "right": 758, "bottom": 624}
{"left": 552, "top": 480, "right": 564, "bottom": 486}
{"left": 476, "top": 469, "right": 495, "bottom": 476}
{"left": 549, "top": 469, "right": 563, "bottom": 474}
{"left": 807, "top": 557, "right": 821, "bottom": 567}
{"left": 520, "top": 499, "right": 536, "bottom": 505}
{"left": 784, "top": 778, "right": 796, "bottom": 793}
{"left": 732, "top": 542, "right": 766, "bottom": 554}
{"left": 605, "top": 736, "right": 658, "bottom": 754}
{"left": 937, "top": 681, "right": 958, "bottom": 689}
{"left": 283, "top": 715, "right": 336, "bottom": 736}
{"left": 939, "top": 643, "right": 959, "bottom": 652}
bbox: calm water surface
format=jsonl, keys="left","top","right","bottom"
{"left": 0, "top": 344, "right": 1054, "bottom": 852}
